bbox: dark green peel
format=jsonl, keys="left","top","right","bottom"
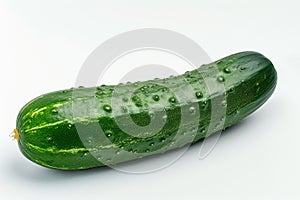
{"left": 15, "top": 51, "right": 277, "bottom": 170}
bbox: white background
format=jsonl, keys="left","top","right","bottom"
{"left": 0, "top": 0, "right": 299, "bottom": 199}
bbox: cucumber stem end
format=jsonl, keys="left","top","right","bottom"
{"left": 10, "top": 129, "right": 20, "bottom": 141}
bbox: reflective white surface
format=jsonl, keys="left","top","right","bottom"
{"left": 0, "top": 0, "right": 299, "bottom": 199}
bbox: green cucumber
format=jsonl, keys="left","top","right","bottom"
{"left": 14, "top": 51, "right": 277, "bottom": 170}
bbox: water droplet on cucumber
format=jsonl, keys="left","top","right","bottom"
{"left": 169, "top": 97, "right": 177, "bottom": 103}
{"left": 221, "top": 100, "right": 227, "bottom": 107}
{"left": 217, "top": 76, "right": 225, "bottom": 82}
{"left": 103, "top": 105, "right": 112, "bottom": 112}
{"left": 195, "top": 91, "right": 203, "bottom": 99}
{"left": 169, "top": 141, "right": 175, "bottom": 147}
{"left": 52, "top": 109, "right": 58, "bottom": 113}
{"left": 223, "top": 67, "right": 231, "bottom": 73}
{"left": 202, "top": 101, "right": 207, "bottom": 108}
{"left": 149, "top": 112, "right": 154, "bottom": 118}
{"left": 152, "top": 95, "right": 160, "bottom": 101}
{"left": 189, "top": 106, "right": 195, "bottom": 113}
{"left": 104, "top": 130, "right": 113, "bottom": 138}
{"left": 216, "top": 60, "right": 222, "bottom": 65}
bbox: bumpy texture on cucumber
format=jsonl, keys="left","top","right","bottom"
{"left": 15, "top": 51, "right": 277, "bottom": 170}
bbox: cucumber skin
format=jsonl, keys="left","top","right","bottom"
{"left": 16, "top": 51, "right": 277, "bottom": 170}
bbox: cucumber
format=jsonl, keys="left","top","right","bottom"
{"left": 14, "top": 51, "right": 277, "bottom": 170}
